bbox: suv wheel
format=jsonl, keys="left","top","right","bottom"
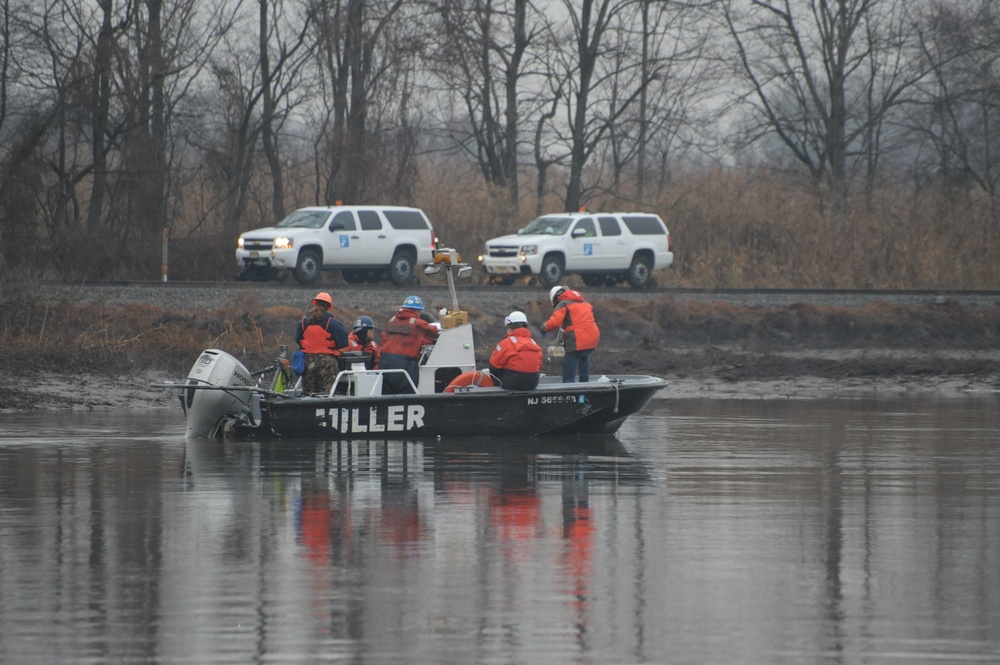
{"left": 294, "top": 249, "right": 322, "bottom": 285}
{"left": 388, "top": 249, "right": 416, "bottom": 286}
{"left": 626, "top": 254, "right": 653, "bottom": 288}
{"left": 539, "top": 254, "right": 564, "bottom": 287}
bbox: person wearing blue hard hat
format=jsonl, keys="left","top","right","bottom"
{"left": 379, "top": 295, "right": 439, "bottom": 393}
{"left": 344, "top": 315, "right": 381, "bottom": 368}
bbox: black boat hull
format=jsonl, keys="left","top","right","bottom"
{"left": 238, "top": 376, "right": 666, "bottom": 439}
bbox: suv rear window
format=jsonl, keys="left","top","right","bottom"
{"left": 598, "top": 216, "right": 622, "bottom": 236}
{"left": 622, "top": 215, "right": 666, "bottom": 235}
{"left": 384, "top": 210, "right": 429, "bottom": 230}
{"left": 358, "top": 210, "right": 383, "bottom": 230}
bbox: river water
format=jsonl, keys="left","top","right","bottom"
{"left": 1, "top": 396, "right": 998, "bottom": 665}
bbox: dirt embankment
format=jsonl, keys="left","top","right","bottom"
{"left": 1, "top": 288, "right": 999, "bottom": 411}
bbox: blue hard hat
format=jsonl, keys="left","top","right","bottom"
{"left": 403, "top": 295, "right": 424, "bottom": 310}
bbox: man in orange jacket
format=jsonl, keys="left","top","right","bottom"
{"left": 540, "top": 286, "right": 600, "bottom": 383}
{"left": 489, "top": 311, "right": 543, "bottom": 390}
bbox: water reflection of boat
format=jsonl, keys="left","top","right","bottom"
{"left": 179, "top": 435, "right": 650, "bottom": 646}
{"left": 182, "top": 435, "right": 651, "bottom": 489}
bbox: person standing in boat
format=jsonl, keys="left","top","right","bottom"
{"left": 539, "top": 286, "right": 600, "bottom": 383}
{"left": 295, "top": 292, "right": 350, "bottom": 394}
{"left": 379, "top": 295, "right": 440, "bottom": 394}
{"left": 344, "top": 315, "right": 381, "bottom": 368}
{"left": 489, "top": 311, "right": 543, "bottom": 390}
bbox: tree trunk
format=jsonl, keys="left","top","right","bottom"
{"left": 260, "top": 0, "right": 285, "bottom": 221}
{"left": 87, "top": 0, "right": 114, "bottom": 230}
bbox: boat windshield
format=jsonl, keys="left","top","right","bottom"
{"left": 276, "top": 210, "right": 330, "bottom": 229}
{"left": 521, "top": 216, "right": 572, "bottom": 235}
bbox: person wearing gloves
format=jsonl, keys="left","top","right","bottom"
{"left": 379, "top": 295, "right": 440, "bottom": 394}
{"left": 539, "top": 286, "right": 600, "bottom": 383}
{"left": 488, "top": 311, "right": 544, "bottom": 390}
{"left": 295, "top": 292, "right": 350, "bottom": 394}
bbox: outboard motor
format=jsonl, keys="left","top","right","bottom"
{"left": 180, "top": 349, "right": 254, "bottom": 439}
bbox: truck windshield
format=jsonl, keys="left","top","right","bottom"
{"left": 276, "top": 210, "right": 330, "bottom": 229}
{"left": 521, "top": 217, "right": 571, "bottom": 235}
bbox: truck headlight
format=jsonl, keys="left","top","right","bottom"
{"left": 520, "top": 245, "right": 538, "bottom": 257}
{"left": 274, "top": 236, "right": 293, "bottom": 250}
{"left": 237, "top": 237, "right": 244, "bottom": 249}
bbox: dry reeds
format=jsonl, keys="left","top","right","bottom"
{"left": 12, "top": 163, "right": 1000, "bottom": 289}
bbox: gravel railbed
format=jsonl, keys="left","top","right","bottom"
{"left": 49, "top": 282, "right": 1000, "bottom": 312}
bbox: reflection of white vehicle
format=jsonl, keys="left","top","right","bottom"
{"left": 236, "top": 206, "right": 437, "bottom": 286}
{"left": 479, "top": 212, "right": 674, "bottom": 288}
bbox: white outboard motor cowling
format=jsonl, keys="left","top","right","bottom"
{"left": 180, "top": 349, "right": 254, "bottom": 439}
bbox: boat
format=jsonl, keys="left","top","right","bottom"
{"left": 152, "top": 249, "right": 667, "bottom": 440}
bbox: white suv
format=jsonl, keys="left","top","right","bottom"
{"left": 480, "top": 212, "right": 674, "bottom": 288}
{"left": 236, "top": 206, "right": 437, "bottom": 286}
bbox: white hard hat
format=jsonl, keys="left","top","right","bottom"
{"left": 549, "top": 285, "right": 567, "bottom": 306}
{"left": 504, "top": 311, "right": 528, "bottom": 326}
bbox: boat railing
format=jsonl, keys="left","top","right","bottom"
{"left": 328, "top": 368, "right": 418, "bottom": 397}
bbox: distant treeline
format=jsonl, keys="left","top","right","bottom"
{"left": 0, "top": 0, "right": 997, "bottom": 289}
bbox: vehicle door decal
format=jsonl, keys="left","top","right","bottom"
{"left": 339, "top": 235, "right": 349, "bottom": 248}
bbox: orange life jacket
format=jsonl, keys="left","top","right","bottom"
{"left": 380, "top": 308, "right": 439, "bottom": 359}
{"left": 344, "top": 331, "right": 381, "bottom": 367}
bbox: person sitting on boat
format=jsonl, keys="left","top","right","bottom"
{"left": 379, "top": 295, "right": 440, "bottom": 394}
{"left": 295, "top": 292, "right": 350, "bottom": 394}
{"left": 343, "top": 315, "right": 381, "bottom": 369}
{"left": 539, "top": 286, "right": 600, "bottom": 383}
{"left": 488, "top": 311, "right": 543, "bottom": 390}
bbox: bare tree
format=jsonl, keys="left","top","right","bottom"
{"left": 720, "top": 0, "right": 923, "bottom": 211}
{"left": 312, "top": 0, "right": 422, "bottom": 205}
{"left": 553, "top": 0, "right": 660, "bottom": 212}
{"left": 88, "top": 0, "right": 129, "bottom": 231}
{"left": 428, "top": 0, "right": 549, "bottom": 208}
{"left": 907, "top": 0, "right": 1000, "bottom": 218}
{"left": 0, "top": 0, "right": 11, "bottom": 134}
{"left": 532, "top": 91, "right": 562, "bottom": 215}
{"left": 259, "top": 0, "right": 315, "bottom": 222}
{"left": 599, "top": 1, "right": 714, "bottom": 205}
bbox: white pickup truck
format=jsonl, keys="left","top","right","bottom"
{"left": 236, "top": 205, "right": 437, "bottom": 286}
{"left": 479, "top": 212, "right": 674, "bottom": 288}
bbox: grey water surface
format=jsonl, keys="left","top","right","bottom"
{"left": 1, "top": 396, "right": 998, "bottom": 664}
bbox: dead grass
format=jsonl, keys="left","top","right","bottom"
{"left": 11, "top": 165, "right": 999, "bottom": 290}
{"left": 2, "top": 286, "right": 997, "bottom": 384}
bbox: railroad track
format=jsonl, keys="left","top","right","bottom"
{"left": 51, "top": 280, "right": 1000, "bottom": 311}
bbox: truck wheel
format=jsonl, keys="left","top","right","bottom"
{"left": 293, "top": 249, "right": 322, "bottom": 285}
{"left": 388, "top": 249, "right": 416, "bottom": 286}
{"left": 538, "top": 255, "right": 564, "bottom": 287}
{"left": 626, "top": 254, "right": 652, "bottom": 288}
